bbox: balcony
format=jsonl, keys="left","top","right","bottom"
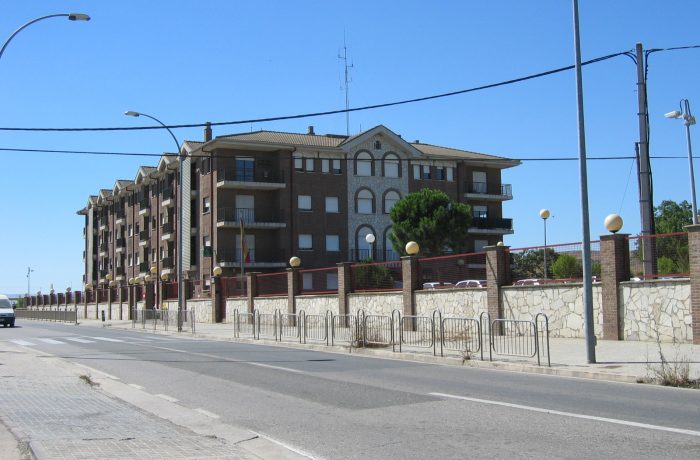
{"left": 98, "top": 242, "right": 108, "bottom": 256}
{"left": 216, "top": 207, "right": 286, "bottom": 229}
{"left": 116, "top": 266, "right": 125, "bottom": 277}
{"left": 139, "top": 230, "right": 149, "bottom": 246}
{"left": 115, "top": 237, "right": 126, "bottom": 253}
{"left": 464, "top": 182, "right": 513, "bottom": 201}
{"left": 216, "top": 168, "right": 286, "bottom": 191}
{"left": 138, "top": 262, "right": 150, "bottom": 272}
{"left": 115, "top": 210, "right": 126, "bottom": 224}
{"left": 216, "top": 248, "right": 285, "bottom": 269}
{"left": 161, "top": 188, "right": 175, "bottom": 207}
{"left": 161, "top": 257, "right": 174, "bottom": 273}
{"left": 469, "top": 217, "right": 514, "bottom": 235}
{"left": 138, "top": 199, "right": 150, "bottom": 216}
{"left": 161, "top": 222, "right": 174, "bottom": 240}
{"left": 98, "top": 220, "right": 106, "bottom": 231}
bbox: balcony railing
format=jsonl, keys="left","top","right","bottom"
{"left": 161, "top": 257, "right": 174, "bottom": 269}
{"left": 116, "top": 266, "right": 125, "bottom": 276}
{"left": 116, "top": 237, "right": 126, "bottom": 248}
{"left": 161, "top": 222, "right": 174, "bottom": 234}
{"left": 217, "top": 168, "right": 285, "bottom": 184}
{"left": 139, "top": 230, "right": 149, "bottom": 240}
{"left": 99, "top": 242, "right": 108, "bottom": 251}
{"left": 139, "top": 199, "right": 150, "bottom": 209}
{"left": 161, "top": 187, "right": 174, "bottom": 200}
{"left": 139, "top": 262, "right": 150, "bottom": 272}
{"left": 115, "top": 210, "right": 126, "bottom": 220}
{"left": 217, "top": 207, "right": 283, "bottom": 224}
{"left": 217, "top": 248, "right": 257, "bottom": 264}
{"left": 470, "top": 217, "right": 513, "bottom": 230}
{"left": 466, "top": 182, "right": 512, "bottom": 197}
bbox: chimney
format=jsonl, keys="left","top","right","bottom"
{"left": 204, "top": 122, "right": 212, "bottom": 142}
{"left": 307, "top": 125, "right": 315, "bottom": 135}
{"left": 414, "top": 140, "right": 420, "bottom": 144}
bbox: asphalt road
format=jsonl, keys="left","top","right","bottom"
{"left": 3, "top": 321, "right": 700, "bottom": 459}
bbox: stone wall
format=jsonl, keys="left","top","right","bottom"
{"left": 188, "top": 299, "right": 214, "bottom": 323}
{"left": 501, "top": 284, "right": 603, "bottom": 338}
{"left": 87, "top": 303, "right": 98, "bottom": 320}
{"left": 253, "top": 296, "right": 287, "bottom": 314}
{"left": 296, "top": 295, "right": 339, "bottom": 316}
{"left": 348, "top": 291, "right": 403, "bottom": 316}
{"left": 225, "top": 298, "right": 248, "bottom": 323}
{"left": 622, "top": 279, "right": 692, "bottom": 342}
{"left": 414, "top": 288, "right": 488, "bottom": 318}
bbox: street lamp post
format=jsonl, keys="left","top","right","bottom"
{"left": 125, "top": 111, "right": 185, "bottom": 331}
{"left": 0, "top": 13, "right": 90, "bottom": 62}
{"left": 665, "top": 100, "right": 697, "bottom": 224}
{"left": 365, "top": 233, "right": 376, "bottom": 260}
{"left": 26, "top": 266, "right": 34, "bottom": 297}
{"left": 539, "top": 209, "right": 550, "bottom": 279}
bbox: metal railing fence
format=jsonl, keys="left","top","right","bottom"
{"left": 15, "top": 309, "right": 78, "bottom": 324}
{"left": 130, "top": 308, "right": 196, "bottom": 334}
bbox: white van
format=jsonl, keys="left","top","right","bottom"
{"left": 0, "top": 295, "right": 15, "bottom": 328}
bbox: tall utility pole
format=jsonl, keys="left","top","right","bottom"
{"left": 338, "top": 35, "right": 353, "bottom": 136}
{"left": 635, "top": 42, "right": 656, "bottom": 276}
{"left": 26, "top": 266, "right": 34, "bottom": 296}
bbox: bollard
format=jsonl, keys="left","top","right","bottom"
{"left": 101, "top": 310, "right": 105, "bottom": 322}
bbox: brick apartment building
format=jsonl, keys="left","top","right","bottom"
{"left": 78, "top": 124, "right": 519, "bottom": 291}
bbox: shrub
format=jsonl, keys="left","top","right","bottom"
{"left": 551, "top": 254, "right": 582, "bottom": 279}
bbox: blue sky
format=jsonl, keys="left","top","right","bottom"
{"left": 1, "top": 1, "right": 699, "bottom": 295}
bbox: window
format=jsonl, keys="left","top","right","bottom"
{"left": 302, "top": 273, "right": 313, "bottom": 290}
{"left": 355, "top": 152, "right": 372, "bottom": 176}
{"left": 203, "top": 235, "right": 211, "bottom": 248}
{"left": 436, "top": 167, "right": 446, "bottom": 180}
{"left": 447, "top": 167, "right": 454, "bottom": 181}
{"left": 298, "top": 195, "right": 312, "bottom": 211}
{"left": 299, "top": 234, "right": 313, "bottom": 250}
{"left": 294, "top": 157, "right": 303, "bottom": 171}
{"left": 128, "top": 254, "right": 133, "bottom": 266}
{"left": 202, "top": 157, "right": 211, "bottom": 175}
{"left": 151, "top": 248, "right": 156, "bottom": 260}
{"left": 475, "top": 240, "right": 489, "bottom": 252}
{"left": 473, "top": 205, "right": 488, "bottom": 219}
{"left": 326, "top": 235, "right": 340, "bottom": 252}
{"left": 473, "top": 171, "right": 487, "bottom": 193}
{"left": 235, "top": 157, "right": 254, "bottom": 181}
{"left": 422, "top": 165, "right": 431, "bottom": 180}
{"left": 325, "top": 196, "right": 339, "bottom": 213}
{"left": 236, "top": 195, "right": 254, "bottom": 222}
{"left": 357, "top": 189, "right": 374, "bottom": 214}
{"left": 374, "top": 140, "right": 382, "bottom": 150}
{"left": 321, "top": 159, "right": 330, "bottom": 173}
{"left": 203, "top": 197, "right": 211, "bottom": 213}
{"left": 383, "top": 153, "right": 400, "bottom": 178}
{"left": 384, "top": 191, "right": 400, "bottom": 213}
{"left": 332, "top": 159, "right": 342, "bottom": 174}
{"left": 305, "top": 158, "right": 314, "bottom": 172}
{"left": 160, "top": 246, "right": 166, "bottom": 259}
{"left": 413, "top": 164, "right": 420, "bottom": 180}
{"left": 326, "top": 273, "right": 338, "bottom": 290}
{"left": 136, "top": 254, "right": 140, "bottom": 266}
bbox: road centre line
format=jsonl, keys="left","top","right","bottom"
{"left": 156, "top": 394, "right": 179, "bottom": 402}
{"left": 128, "top": 383, "right": 145, "bottom": 390}
{"left": 429, "top": 392, "right": 700, "bottom": 438}
{"left": 194, "top": 408, "right": 220, "bottom": 419}
{"left": 150, "top": 345, "right": 305, "bottom": 374}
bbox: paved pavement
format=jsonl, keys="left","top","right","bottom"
{"left": 1, "top": 317, "right": 697, "bottom": 459}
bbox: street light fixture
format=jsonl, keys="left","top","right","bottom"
{"left": 539, "top": 209, "right": 551, "bottom": 279}
{"left": 365, "top": 233, "right": 375, "bottom": 260}
{"left": 665, "top": 99, "right": 697, "bottom": 224}
{"left": 0, "top": 13, "right": 90, "bottom": 62}
{"left": 125, "top": 110, "right": 185, "bottom": 331}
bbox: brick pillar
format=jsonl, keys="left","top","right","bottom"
{"left": 485, "top": 244, "right": 510, "bottom": 332}
{"left": 686, "top": 224, "right": 700, "bottom": 344}
{"left": 145, "top": 282, "right": 155, "bottom": 309}
{"left": 287, "top": 268, "right": 300, "bottom": 314}
{"left": 401, "top": 256, "right": 420, "bottom": 317}
{"left": 600, "top": 233, "right": 630, "bottom": 340}
{"left": 337, "top": 262, "right": 352, "bottom": 316}
{"left": 211, "top": 276, "right": 222, "bottom": 323}
{"left": 107, "top": 287, "right": 113, "bottom": 319}
{"left": 246, "top": 272, "right": 259, "bottom": 314}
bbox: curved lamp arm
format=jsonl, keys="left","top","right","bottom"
{"left": 0, "top": 13, "right": 90, "bottom": 63}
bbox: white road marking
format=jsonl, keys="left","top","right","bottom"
{"left": 63, "top": 337, "right": 96, "bottom": 343}
{"left": 36, "top": 338, "right": 65, "bottom": 345}
{"left": 10, "top": 340, "right": 34, "bottom": 346}
{"left": 128, "top": 383, "right": 145, "bottom": 390}
{"left": 430, "top": 392, "right": 700, "bottom": 438}
{"left": 91, "top": 336, "right": 123, "bottom": 342}
{"left": 194, "top": 408, "right": 220, "bottom": 419}
{"left": 152, "top": 345, "right": 305, "bottom": 374}
{"left": 156, "top": 394, "right": 179, "bottom": 403}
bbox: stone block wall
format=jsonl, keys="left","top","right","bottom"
{"left": 296, "top": 295, "right": 339, "bottom": 316}
{"left": 253, "top": 296, "right": 288, "bottom": 314}
{"left": 347, "top": 292, "right": 403, "bottom": 316}
{"left": 414, "top": 288, "right": 487, "bottom": 318}
{"left": 225, "top": 299, "right": 248, "bottom": 322}
{"left": 622, "top": 280, "right": 692, "bottom": 342}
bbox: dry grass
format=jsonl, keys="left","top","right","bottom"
{"left": 79, "top": 374, "right": 99, "bottom": 387}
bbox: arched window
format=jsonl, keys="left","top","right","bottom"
{"left": 357, "top": 226, "right": 375, "bottom": 260}
{"left": 383, "top": 153, "right": 400, "bottom": 178}
{"left": 357, "top": 189, "right": 374, "bottom": 214}
{"left": 374, "top": 140, "right": 382, "bottom": 150}
{"left": 384, "top": 229, "right": 399, "bottom": 261}
{"left": 355, "top": 151, "right": 373, "bottom": 176}
{"left": 383, "top": 190, "right": 400, "bottom": 214}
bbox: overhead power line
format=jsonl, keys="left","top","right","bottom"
{"left": 0, "top": 50, "right": 637, "bottom": 133}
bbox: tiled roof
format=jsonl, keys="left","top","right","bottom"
{"left": 116, "top": 180, "right": 133, "bottom": 189}
{"left": 218, "top": 130, "right": 347, "bottom": 148}
{"left": 411, "top": 142, "right": 518, "bottom": 163}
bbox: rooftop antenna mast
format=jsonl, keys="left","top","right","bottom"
{"left": 338, "top": 34, "right": 353, "bottom": 136}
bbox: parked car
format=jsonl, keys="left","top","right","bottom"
{"left": 422, "top": 282, "right": 454, "bottom": 289}
{"left": 513, "top": 278, "right": 541, "bottom": 286}
{"left": 0, "top": 295, "right": 15, "bottom": 328}
{"left": 455, "top": 280, "right": 486, "bottom": 288}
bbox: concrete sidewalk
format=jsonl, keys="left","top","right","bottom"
{"left": 0, "top": 336, "right": 309, "bottom": 460}
{"left": 91, "top": 318, "right": 700, "bottom": 384}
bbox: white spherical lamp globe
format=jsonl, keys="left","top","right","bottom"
{"left": 212, "top": 266, "right": 223, "bottom": 277}
{"left": 405, "top": 241, "right": 420, "bottom": 255}
{"left": 604, "top": 214, "right": 623, "bottom": 234}
{"left": 539, "top": 209, "right": 551, "bottom": 219}
{"left": 289, "top": 256, "right": 301, "bottom": 268}
{"left": 365, "top": 233, "right": 376, "bottom": 244}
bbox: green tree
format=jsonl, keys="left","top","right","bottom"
{"left": 353, "top": 260, "right": 395, "bottom": 290}
{"left": 551, "top": 254, "right": 583, "bottom": 279}
{"left": 389, "top": 189, "right": 471, "bottom": 256}
{"left": 511, "top": 248, "right": 559, "bottom": 279}
{"left": 654, "top": 200, "right": 691, "bottom": 273}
